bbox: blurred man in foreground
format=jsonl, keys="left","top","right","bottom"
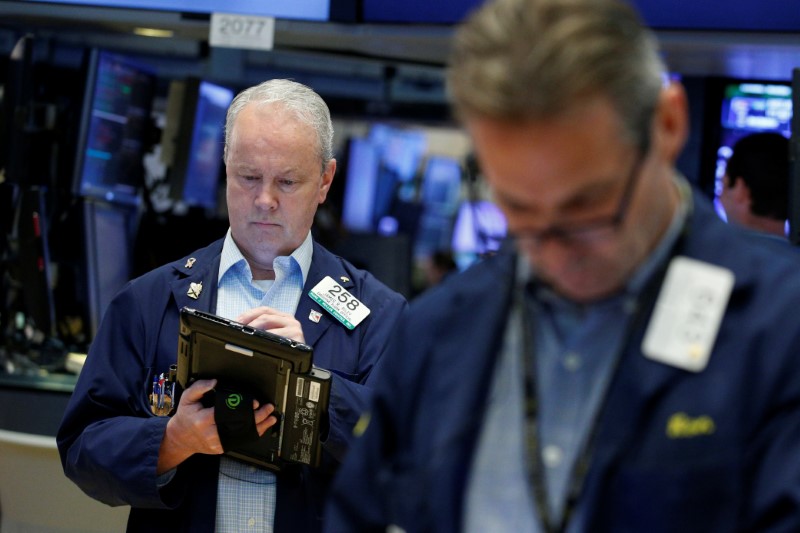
{"left": 325, "top": 0, "right": 800, "bottom": 531}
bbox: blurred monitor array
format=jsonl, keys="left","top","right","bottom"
{"left": 340, "top": 123, "right": 506, "bottom": 270}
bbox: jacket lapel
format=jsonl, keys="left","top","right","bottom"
{"left": 295, "top": 242, "right": 348, "bottom": 348}
{"left": 169, "top": 244, "right": 223, "bottom": 314}
{"left": 581, "top": 190, "right": 758, "bottom": 519}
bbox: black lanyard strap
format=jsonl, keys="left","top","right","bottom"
{"left": 517, "top": 187, "right": 692, "bottom": 532}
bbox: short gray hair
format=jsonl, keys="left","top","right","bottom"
{"left": 223, "top": 79, "right": 334, "bottom": 170}
{"left": 447, "top": 0, "right": 665, "bottom": 149}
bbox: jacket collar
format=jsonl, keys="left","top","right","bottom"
{"left": 169, "top": 238, "right": 224, "bottom": 314}
{"left": 585, "top": 188, "right": 762, "bottom": 509}
{"left": 295, "top": 240, "right": 355, "bottom": 348}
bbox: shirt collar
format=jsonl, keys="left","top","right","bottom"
{"left": 218, "top": 229, "right": 314, "bottom": 285}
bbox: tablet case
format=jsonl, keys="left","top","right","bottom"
{"left": 175, "top": 306, "right": 331, "bottom": 470}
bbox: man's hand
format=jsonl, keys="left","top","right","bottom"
{"left": 157, "top": 379, "right": 278, "bottom": 474}
{"left": 237, "top": 306, "right": 306, "bottom": 343}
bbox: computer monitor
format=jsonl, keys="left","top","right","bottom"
{"left": 340, "top": 125, "right": 428, "bottom": 235}
{"left": 712, "top": 80, "right": 792, "bottom": 219}
{"left": 413, "top": 155, "right": 463, "bottom": 258}
{"left": 165, "top": 78, "right": 234, "bottom": 210}
{"left": 72, "top": 49, "right": 157, "bottom": 207}
{"left": 21, "top": 0, "right": 337, "bottom": 21}
{"left": 451, "top": 200, "right": 507, "bottom": 270}
{"left": 341, "top": 136, "right": 381, "bottom": 233}
{"left": 82, "top": 199, "right": 137, "bottom": 338}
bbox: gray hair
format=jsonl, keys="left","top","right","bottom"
{"left": 223, "top": 79, "right": 334, "bottom": 171}
{"left": 447, "top": 0, "right": 666, "bottom": 149}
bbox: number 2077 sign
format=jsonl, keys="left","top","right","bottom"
{"left": 209, "top": 13, "right": 275, "bottom": 51}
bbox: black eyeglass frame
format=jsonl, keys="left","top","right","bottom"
{"left": 509, "top": 143, "right": 649, "bottom": 247}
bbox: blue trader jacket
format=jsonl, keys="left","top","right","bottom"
{"left": 57, "top": 237, "right": 407, "bottom": 533}
{"left": 326, "top": 191, "right": 800, "bottom": 533}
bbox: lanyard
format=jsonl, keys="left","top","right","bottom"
{"left": 517, "top": 217, "right": 692, "bottom": 531}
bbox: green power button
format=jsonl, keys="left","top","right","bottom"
{"left": 225, "top": 393, "right": 243, "bottom": 410}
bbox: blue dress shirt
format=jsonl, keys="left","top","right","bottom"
{"left": 215, "top": 230, "right": 313, "bottom": 533}
{"left": 464, "top": 177, "right": 690, "bottom": 532}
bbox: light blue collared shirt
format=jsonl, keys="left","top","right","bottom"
{"left": 464, "top": 177, "right": 691, "bottom": 532}
{"left": 214, "top": 229, "right": 313, "bottom": 533}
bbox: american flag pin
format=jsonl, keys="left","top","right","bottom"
{"left": 309, "top": 309, "right": 323, "bottom": 323}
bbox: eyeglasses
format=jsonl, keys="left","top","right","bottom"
{"left": 509, "top": 146, "right": 647, "bottom": 247}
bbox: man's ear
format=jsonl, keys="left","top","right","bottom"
{"left": 652, "top": 82, "right": 689, "bottom": 163}
{"left": 318, "top": 158, "right": 336, "bottom": 204}
{"left": 729, "top": 175, "right": 752, "bottom": 205}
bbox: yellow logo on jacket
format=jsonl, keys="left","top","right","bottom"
{"left": 666, "top": 412, "right": 716, "bottom": 439}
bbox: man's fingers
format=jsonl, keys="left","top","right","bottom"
{"left": 182, "top": 378, "right": 217, "bottom": 403}
{"left": 254, "top": 403, "right": 278, "bottom": 435}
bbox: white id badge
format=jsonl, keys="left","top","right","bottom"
{"left": 309, "top": 276, "right": 371, "bottom": 330}
{"left": 641, "top": 256, "right": 734, "bottom": 372}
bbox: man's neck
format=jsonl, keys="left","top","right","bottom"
{"left": 741, "top": 215, "right": 787, "bottom": 239}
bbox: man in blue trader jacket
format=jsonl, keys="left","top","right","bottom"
{"left": 57, "top": 79, "right": 407, "bottom": 532}
{"left": 325, "top": 0, "right": 800, "bottom": 531}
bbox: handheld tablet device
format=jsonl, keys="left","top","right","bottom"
{"left": 176, "top": 306, "right": 331, "bottom": 470}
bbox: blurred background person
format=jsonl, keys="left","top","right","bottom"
{"left": 718, "top": 132, "right": 790, "bottom": 241}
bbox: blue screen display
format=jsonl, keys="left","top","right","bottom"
{"left": 23, "top": 0, "right": 330, "bottom": 20}
{"left": 74, "top": 50, "right": 156, "bottom": 206}
{"left": 179, "top": 81, "right": 234, "bottom": 209}
{"left": 362, "top": 0, "right": 800, "bottom": 30}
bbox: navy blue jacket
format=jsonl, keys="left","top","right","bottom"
{"left": 326, "top": 192, "right": 800, "bottom": 532}
{"left": 57, "top": 238, "right": 407, "bottom": 532}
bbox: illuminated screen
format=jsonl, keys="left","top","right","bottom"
{"left": 341, "top": 125, "right": 428, "bottom": 235}
{"left": 22, "top": 0, "right": 331, "bottom": 20}
{"left": 713, "top": 82, "right": 792, "bottom": 218}
{"left": 73, "top": 49, "right": 157, "bottom": 206}
{"left": 341, "top": 137, "right": 380, "bottom": 233}
{"left": 83, "top": 200, "right": 136, "bottom": 337}
{"left": 171, "top": 80, "right": 234, "bottom": 209}
{"left": 363, "top": 0, "right": 800, "bottom": 29}
{"left": 414, "top": 155, "right": 463, "bottom": 257}
{"left": 451, "top": 200, "right": 507, "bottom": 269}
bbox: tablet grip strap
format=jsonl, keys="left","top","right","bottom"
{"left": 206, "top": 383, "right": 261, "bottom": 451}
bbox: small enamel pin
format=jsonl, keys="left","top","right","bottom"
{"left": 185, "top": 257, "right": 197, "bottom": 269}
{"left": 187, "top": 281, "right": 203, "bottom": 300}
{"left": 309, "top": 309, "right": 323, "bottom": 323}
{"left": 340, "top": 276, "right": 350, "bottom": 283}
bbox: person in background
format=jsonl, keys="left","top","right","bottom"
{"left": 324, "top": 0, "right": 800, "bottom": 531}
{"left": 57, "top": 79, "right": 407, "bottom": 532}
{"left": 718, "top": 132, "right": 790, "bottom": 241}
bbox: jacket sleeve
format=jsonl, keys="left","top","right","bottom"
{"left": 323, "top": 301, "right": 429, "bottom": 533}
{"left": 319, "top": 277, "right": 408, "bottom": 463}
{"left": 56, "top": 281, "right": 178, "bottom": 509}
